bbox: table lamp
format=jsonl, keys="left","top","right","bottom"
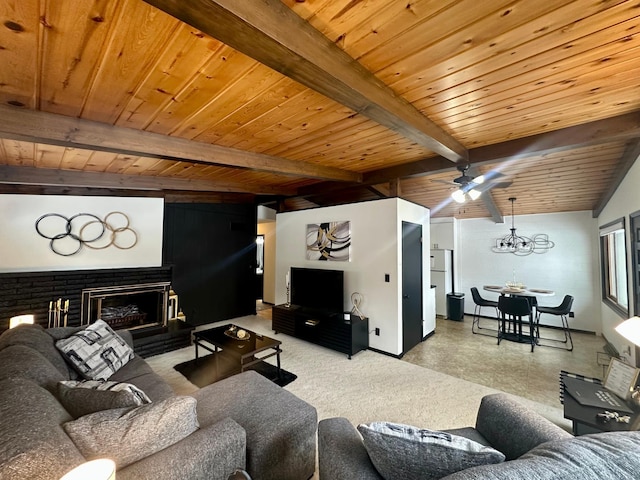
{"left": 60, "top": 459, "right": 116, "bottom": 480}
{"left": 615, "top": 316, "right": 640, "bottom": 348}
{"left": 9, "top": 314, "right": 34, "bottom": 329}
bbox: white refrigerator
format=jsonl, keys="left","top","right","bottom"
{"left": 430, "top": 249, "right": 453, "bottom": 317}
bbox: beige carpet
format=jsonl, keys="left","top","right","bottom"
{"left": 147, "top": 315, "right": 571, "bottom": 433}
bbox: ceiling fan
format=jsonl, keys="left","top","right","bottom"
{"left": 434, "top": 164, "right": 512, "bottom": 203}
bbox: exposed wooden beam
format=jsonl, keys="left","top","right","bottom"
{"left": 142, "top": 0, "right": 467, "bottom": 163}
{"left": 592, "top": 140, "right": 640, "bottom": 217}
{"left": 389, "top": 179, "right": 402, "bottom": 198}
{"left": 0, "top": 183, "right": 255, "bottom": 204}
{"left": 468, "top": 112, "right": 640, "bottom": 165}
{"left": 468, "top": 166, "right": 503, "bottom": 224}
{"left": 0, "top": 106, "right": 360, "bottom": 183}
{"left": 300, "top": 112, "right": 640, "bottom": 196}
{"left": 0, "top": 165, "right": 296, "bottom": 195}
{"left": 367, "top": 185, "right": 389, "bottom": 198}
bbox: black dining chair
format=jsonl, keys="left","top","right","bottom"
{"left": 535, "top": 295, "right": 574, "bottom": 351}
{"left": 470, "top": 287, "right": 499, "bottom": 336}
{"left": 498, "top": 295, "right": 536, "bottom": 352}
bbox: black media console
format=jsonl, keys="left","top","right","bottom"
{"left": 272, "top": 304, "right": 368, "bottom": 359}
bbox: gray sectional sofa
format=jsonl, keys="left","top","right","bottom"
{"left": 319, "top": 393, "right": 640, "bottom": 479}
{"left": 0, "top": 324, "right": 317, "bottom": 480}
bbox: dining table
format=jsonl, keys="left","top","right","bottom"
{"left": 482, "top": 285, "right": 555, "bottom": 298}
{"left": 483, "top": 285, "right": 555, "bottom": 348}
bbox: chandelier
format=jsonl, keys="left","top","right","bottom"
{"left": 492, "top": 198, "right": 554, "bottom": 256}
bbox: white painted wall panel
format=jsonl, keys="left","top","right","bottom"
{"left": 458, "top": 211, "right": 600, "bottom": 334}
{"left": 0, "top": 195, "right": 163, "bottom": 272}
{"left": 275, "top": 198, "right": 431, "bottom": 356}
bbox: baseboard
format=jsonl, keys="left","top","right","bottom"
{"left": 368, "top": 346, "right": 402, "bottom": 359}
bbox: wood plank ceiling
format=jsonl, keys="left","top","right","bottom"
{"left": 0, "top": 0, "right": 639, "bottom": 220}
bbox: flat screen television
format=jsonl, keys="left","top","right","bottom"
{"left": 290, "top": 267, "right": 344, "bottom": 315}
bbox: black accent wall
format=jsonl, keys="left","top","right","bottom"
{"left": 163, "top": 203, "right": 258, "bottom": 326}
{"left": 0, "top": 267, "right": 171, "bottom": 331}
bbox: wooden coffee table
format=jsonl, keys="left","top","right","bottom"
{"left": 193, "top": 324, "right": 282, "bottom": 379}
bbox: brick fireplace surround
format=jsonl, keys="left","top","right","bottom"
{"left": 0, "top": 266, "right": 193, "bottom": 356}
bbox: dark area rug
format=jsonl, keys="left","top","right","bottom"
{"left": 174, "top": 353, "right": 296, "bottom": 388}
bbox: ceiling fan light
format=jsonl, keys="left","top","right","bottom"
{"left": 468, "top": 188, "right": 482, "bottom": 200}
{"left": 473, "top": 174, "right": 485, "bottom": 185}
{"left": 451, "top": 189, "right": 466, "bottom": 203}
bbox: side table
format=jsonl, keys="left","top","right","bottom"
{"left": 560, "top": 372, "right": 639, "bottom": 435}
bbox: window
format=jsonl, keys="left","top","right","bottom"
{"left": 600, "top": 218, "right": 629, "bottom": 316}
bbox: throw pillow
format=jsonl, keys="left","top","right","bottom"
{"left": 63, "top": 396, "right": 199, "bottom": 469}
{"left": 57, "top": 380, "right": 152, "bottom": 418}
{"left": 357, "top": 422, "right": 505, "bottom": 480}
{"left": 55, "top": 320, "right": 134, "bottom": 380}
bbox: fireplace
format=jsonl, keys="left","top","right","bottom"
{"left": 81, "top": 282, "right": 171, "bottom": 330}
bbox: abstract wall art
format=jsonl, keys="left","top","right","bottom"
{"left": 306, "top": 221, "right": 351, "bottom": 261}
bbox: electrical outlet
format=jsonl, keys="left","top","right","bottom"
{"left": 568, "top": 311, "right": 574, "bottom": 318}
{"left": 375, "top": 327, "right": 380, "bottom": 336}
{"left": 384, "top": 274, "right": 390, "bottom": 282}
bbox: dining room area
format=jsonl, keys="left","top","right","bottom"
{"left": 475, "top": 284, "right": 573, "bottom": 353}
{"left": 437, "top": 210, "right": 603, "bottom": 339}
{"left": 423, "top": 211, "right": 612, "bottom": 406}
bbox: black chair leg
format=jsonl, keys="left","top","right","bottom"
{"left": 535, "top": 312, "right": 573, "bottom": 351}
{"left": 472, "top": 306, "right": 499, "bottom": 337}
{"left": 562, "top": 314, "right": 574, "bottom": 351}
{"left": 529, "top": 316, "right": 535, "bottom": 352}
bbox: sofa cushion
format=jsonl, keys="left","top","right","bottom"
{"left": 63, "top": 395, "right": 199, "bottom": 469}
{"left": 443, "top": 431, "right": 640, "bottom": 479}
{"left": 55, "top": 319, "right": 134, "bottom": 380}
{"left": 358, "top": 421, "right": 505, "bottom": 480}
{"left": 109, "top": 354, "right": 175, "bottom": 402}
{"left": 46, "top": 325, "right": 84, "bottom": 341}
{"left": 193, "top": 370, "right": 318, "bottom": 480}
{"left": 0, "top": 344, "right": 66, "bottom": 391}
{"left": 474, "top": 393, "right": 571, "bottom": 460}
{"left": 0, "top": 324, "right": 76, "bottom": 378}
{"left": 57, "top": 380, "right": 151, "bottom": 418}
{"left": 0, "top": 377, "right": 86, "bottom": 480}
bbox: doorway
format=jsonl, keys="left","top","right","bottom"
{"left": 402, "top": 221, "right": 423, "bottom": 354}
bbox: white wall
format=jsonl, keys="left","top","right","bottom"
{"left": 0, "top": 195, "right": 163, "bottom": 272}
{"left": 458, "top": 211, "right": 601, "bottom": 333}
{"left": 598, "top": 156, "right": 640, "bottom": 366}
{"left": 275, "top": 198, "right": 431, "bottom": 356}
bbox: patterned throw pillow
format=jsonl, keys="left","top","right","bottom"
{"left": 57, "top": 380, "right": 151, "bottom": 418}
{"left": 358, "top": 422, "right": 505, "bottom": 480}
{"left": 55, "top": 320, "right": 134, "bottom": 381}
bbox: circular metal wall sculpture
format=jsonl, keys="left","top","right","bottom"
{"left": 35, "top": 211, "right": 138, "bottom": 256}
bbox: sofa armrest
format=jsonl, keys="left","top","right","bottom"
{"left": 475, "top": 393, "right": 571, "bottom": 460}
{"left": 318, "top": 418, "right": 383, "bottom": 480}
{"left": 117, "top": 417, "right": 246, "bottom": 480}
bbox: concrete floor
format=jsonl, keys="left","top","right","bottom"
{"left": 402, "top": 315, "right": 606, "bottom": 408}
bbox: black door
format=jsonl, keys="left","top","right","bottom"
{"left": 402, "top": 221, "right": 423, "bottom": 354}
